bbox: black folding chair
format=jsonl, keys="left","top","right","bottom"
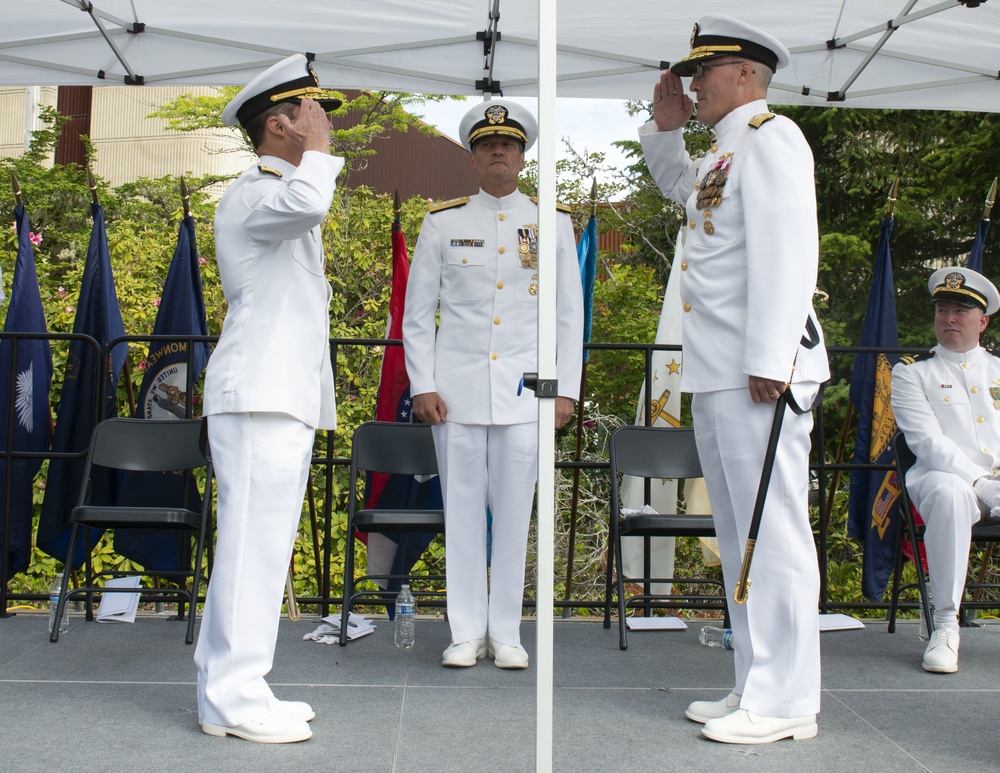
{"left": 50, "top": 418, "right": 213, "bottom": 644}
{"left": 603, "top": 425, "right": 726, "bottom": 650}
{"left": 887, "top": 432, "right": 1000, "bottom": 633}
{"left": 339, "top": 421, "right": 444, "bottom": 645}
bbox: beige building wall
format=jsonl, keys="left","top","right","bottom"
{"left": 0, "top": 86, "right": 254, "bottom": 187}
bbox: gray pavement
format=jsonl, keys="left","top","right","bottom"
{"left": 1, "top": 610, "right": 997, "bottom": 773}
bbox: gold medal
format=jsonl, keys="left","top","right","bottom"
{"left": 704, "top": 221, "right": 715, "bottom": 235}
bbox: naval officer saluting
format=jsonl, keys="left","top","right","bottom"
{"left": 403, "top": 100, "right": 583, "bottom": 669}
{"left": 195, "top": 54, "right": 344, "bottom": 744}
{"left": 639, "top": 14, "right": 828, "bottom": 743}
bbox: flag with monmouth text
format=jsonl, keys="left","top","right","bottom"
{"left": 114, "top": 213, "right": 210, "bottom": 570}
{"left": 0, "top": 206, "right": 53, "bottom": 582}
{"left": 37, "top": 202, "right": 126, "bottom": 568}
{"left": 847, "top": 215, "right": 900, "bottom": 602}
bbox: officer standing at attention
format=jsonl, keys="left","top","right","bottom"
{"left": 639, "top": 15, "right": 828, "bottom": 743}
{"left": 403, "top": 100, "right": 583, "bottom": 670}
{"left": 195, "top": 54, "right": 344, "bottom": 744}
{"left": 891, "top": 267, "right": 1000, "bottom": 674}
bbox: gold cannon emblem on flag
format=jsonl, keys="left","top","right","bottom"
{"left": 868, "top": 353, "right": 896, "bottom": 461}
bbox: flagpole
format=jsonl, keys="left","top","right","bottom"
{"left": 984, "top": 178, "right": 997, "bottom": 220}
{"left": 87, "top": 167, "right": 99, "bottom": 205}
{"left": 562, "top": 178, "right": 598, "bottom": 617}
{"left": 180, "top": 176, "right": 191, "bottom": 218}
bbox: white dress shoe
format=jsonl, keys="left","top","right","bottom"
{"left": 685, "top": 692, "right": 741, "bottom": 724}
{"left": 442, "top": 638, "right": 487, "bottom": 667}
{"left": 922, "top": 626, "right": 960, "bottom": 673}
{"left": 277, "top": 700, "right": 316, "bottom": 722}
{"left": 200, "top": 714, "right": 312, "bottom": 744}
{"left": 489, "top": 639, "right": 528, "bottom": 669}
{"left": 702, "top": 709, "right": 817, "bottom": 744}
{"left": 198, "top": 700, "right": 315, "bottom": 728}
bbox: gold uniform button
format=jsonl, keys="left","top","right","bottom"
{"left": 681, "top": 262, "right": 688, "bottom": 271}
{"left": 683, "top": 303, "right": 691, "bottom": 312}
{"left": 962, "top": 362, "right": 969, "bottom": 368}
{"left": 985, "top": 447, "right": 991, "bottom": 454}
{"left": 978, "top": 417, "right": 986, "bottom": 423}
{"left": 972, "top": 387, "right": 980, "bottom": 393}
{"left": 704, "top": 221, "right": 715, "bottom": 235}
{"left": 462, "top": 258, "right": 468, "bottom": 264}
{"left": 498, "top": 213, "right": 506, "bottom": 221}
{"left": 703, "top": 209, "right": 713, "bottom": 218}
{"left": 498, "top": 247, "right": 506, "bottom": 254}
{"left": 497, "top": 281, "right": 504, "bottom": 289}
{"left": 491, "top": 353, "right": 498, "bottom": 361}
{"left": 689, "top": 220, "right": 696, "bottom": 229}
{"left": 710, "top": 145, "right": 718, "bottom": 153}
{"left": 493, "top": 317, "right": 501, "bottom": 325}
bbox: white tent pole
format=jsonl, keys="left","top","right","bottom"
{"left": 535, "top": 0, "right": 557, "bottom": 770}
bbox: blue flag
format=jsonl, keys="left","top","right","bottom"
{"left": 966, "top": 217, "right": 989, "bottom": 274}
{"left": 363, "top": 216, "right": 441, "bottom": 615}
{"left": 577, "top": 213, "right": 598, "bottom": 363}
{"left": 0, "top": 206, "right": 53, "bottom": 582}
{"left": 114, "top": 214, "right": 210, "bottom": 570}
{"left": 38, "top": 202, "right": 126, "bottom": 568}
{"left": 847, "top": 216, "right": 901, "bottom": 601}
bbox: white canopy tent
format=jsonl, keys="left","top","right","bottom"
{"left": 6, "top": 3, "right": 999, "bottom": 769}
{"left": 3, "top": 1, "right": 999, "bottom": 111}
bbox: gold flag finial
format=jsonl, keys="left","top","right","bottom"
{"left": 885, "top": 176, "right": 899, "bottom": 219}
{"left": 984, "top": 177, "right": 997, "bottom": 220}
{"left": 393, "top": 189, "right": 401, "bottom": 220}
{"left": 11, "top": 170, "right": 21, "bottom": 208}
{"left": 180, "top": 176, "right": 191, "bottom": 217}
{"left": 87, "top": 168, "right": 99, "bottom": 205}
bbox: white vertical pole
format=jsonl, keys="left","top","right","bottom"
{"left": 24, "top": 86, "right": 42, "bottom": 152}
{"left": 535, "top": 0, "right": 557, "bottom": 771}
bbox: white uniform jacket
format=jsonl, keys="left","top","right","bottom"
{"left": 891, "top": 345, "right": 1000, "bottom": 483}
{"left": 403, "top": 189, "right": 583, "bottom": 425}
{"left": 639, "top": 99, "right": 828, "bottom": 394}
{"left": 204, "top": 151, "right": 344, "bottom": 430}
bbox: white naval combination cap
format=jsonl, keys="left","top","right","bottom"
{"left": 221, "top": 53, "right": 343, "bottom": 129}
{"left": 670, "top": 13, "right": 790, "bottom": 77}
{"left": 458, "top": 99, "right": 538, "bottom": 152}
{"left": 928, "top": 266, "right": 1000, "bottom": 315}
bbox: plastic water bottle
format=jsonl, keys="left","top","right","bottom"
{"left": 699, "top": 625, "right": 733, "bottom": 650}
{"left": 394, "top": 584, "right": 415, "bottom": 649}
{"left": 918, "top": 590, "right": 935, "bottom": 642}
{"left": 48, "top": 572, "right": 70, "bottom": 635}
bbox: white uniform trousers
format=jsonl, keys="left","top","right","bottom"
{"left": 432, "top": 421, "right": 538, "bottom": 645}
{"left": 904, "top": 469, "right": 983, "bottom": 627}
{"left": 692, "top": 388, "right": 821, "bottom": 718}
{"left": 194, "top": 412, "right": 314, "bottom": 726}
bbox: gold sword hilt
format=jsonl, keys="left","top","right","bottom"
{"left": 733, "top": 539, "right": 755, "bottom": 605}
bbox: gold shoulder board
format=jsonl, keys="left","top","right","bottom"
{"left": 900, "top": 351, "right": 935, "bottom": 366}
{"left": 748, "top": 113, "right": 776, "bottom": 129}
{"left": 529, "top": 196, "right": 573, "bottom": 213}
{"left": 428, "top": 197, "right": 470, "bottom": 213}
{"left": 257, "top": 165, "right": 283, "bottom": 178}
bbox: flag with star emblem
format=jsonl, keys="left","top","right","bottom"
{"left": 363, "top": 212, "right": 441, "bottom": 608}
{"left": 0, "top": 205, "right": 53, "bottom": 582}
{"left": 38, "top": 202, "right": 126, "bottom": 568}
{"left": 847, "top": 215, "right": 900, "bottom": 601}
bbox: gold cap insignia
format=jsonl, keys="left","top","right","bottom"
{"left": 690, "top": 23, "right": 699, "bottom": 48}
{"left": 485, "top": 104, "right": 509, "bottom": 126}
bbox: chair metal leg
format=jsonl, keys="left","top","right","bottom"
{"left": 339, "top": 533, "right": 356, "bottom": 646}
{"left": 50, "top": 527, "right": 80, "bottom": 643}
{"left": 887, "top": 510, "right": 906, "bottom": 634}
{"left": 615, "top": 534, "right": 628, "bottom": 651}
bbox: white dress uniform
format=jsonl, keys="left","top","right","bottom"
{"left": 195, "top": 149, "right": 344, "bottom": 727}
{"left": 890, "top": 345, "right": 1000, "bottom": 625}
{"left": 640, "top": 98, "right": 828, "bottom": 718}
{"left": 403, "top": 188, "right": 583, "bottom": 645}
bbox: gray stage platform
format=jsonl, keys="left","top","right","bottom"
{"left": 1, "top": 611, "right": 996, "bottom": 773}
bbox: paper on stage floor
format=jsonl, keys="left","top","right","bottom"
{"left": 304, "top": 613, "right": 376, "bottom": 643}
{"left": 96, "top": 576, "right": 142, "bottom": 623}
{"left": 625, "top": 616, "right": 688, "bottom": 631}
{"left": 819, "top": 613, "right": 865, "bottom": 631}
